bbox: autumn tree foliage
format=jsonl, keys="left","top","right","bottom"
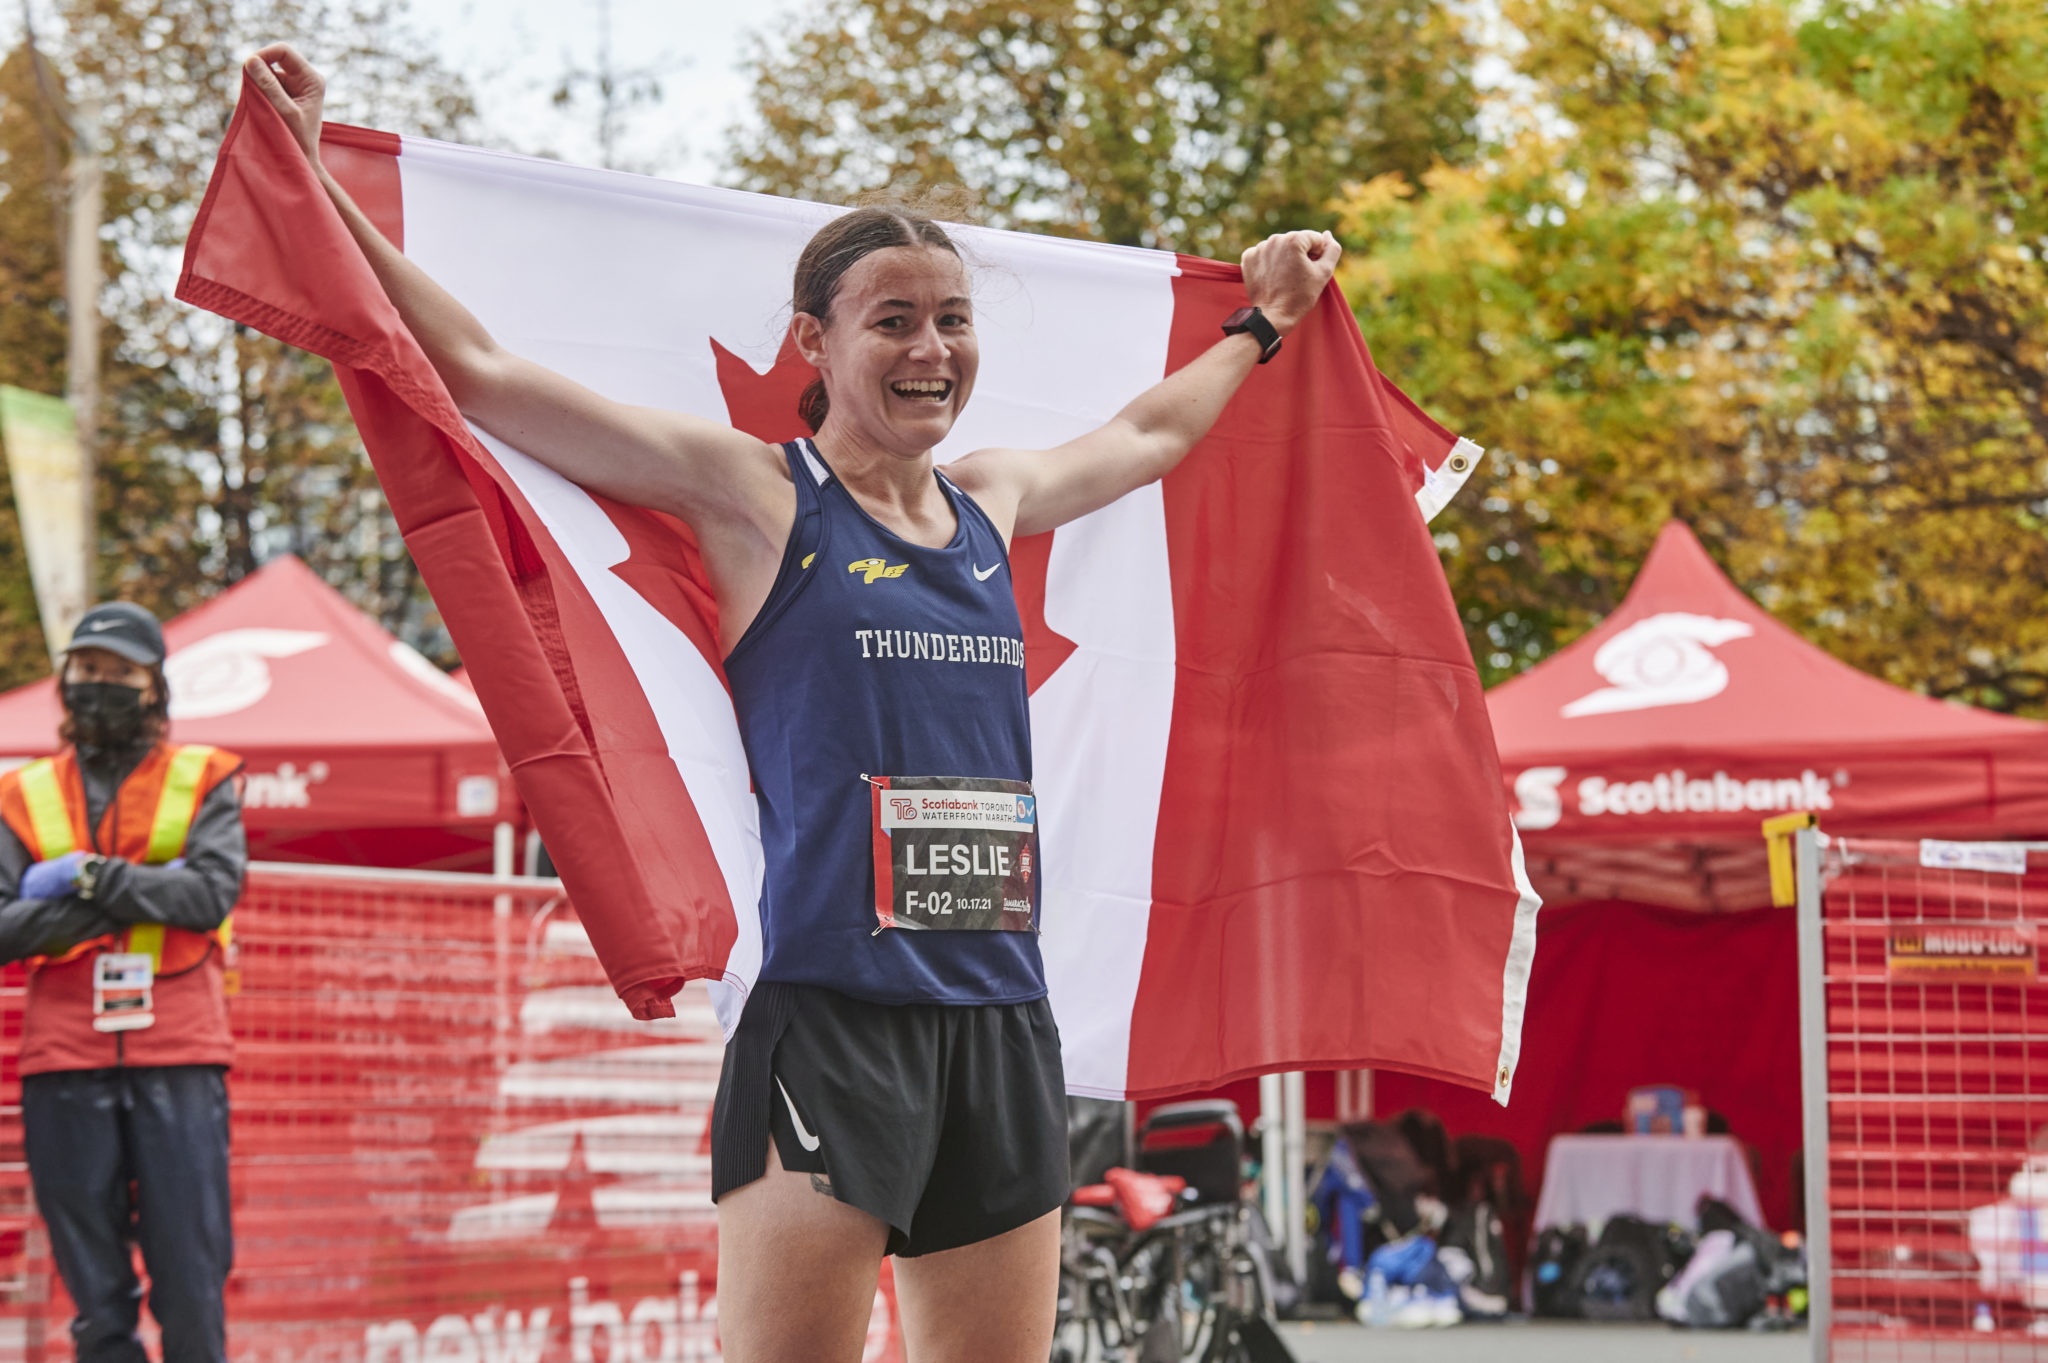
{"left": 1339, "top": 0, "right": 2048, "bottom": 711}
{"left": 0, "top": 0, "right": 472, "bottom": 689}
{"left": 729, "top": 0, "right": 1480, "bottom": 254}
{"left": 0, "top": 42, "right": 80, "bottom": 671}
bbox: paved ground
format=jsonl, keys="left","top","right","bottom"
{"left": 1275, "top": 1318, "right": 1809, "bottom": 1362}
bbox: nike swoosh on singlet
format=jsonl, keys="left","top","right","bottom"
{"left": 776, "top": 1077, "right": 822, "bottom": 1152}
{"left": 973, "top": 563, "right": 1000, "bottom": 581}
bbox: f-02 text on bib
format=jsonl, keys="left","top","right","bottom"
{"left": 869, "top": 776, "right": 1037, "bottom": 932}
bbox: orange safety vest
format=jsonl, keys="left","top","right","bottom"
{"left": 0, "top": 743, "right": 242, "bottom": 974}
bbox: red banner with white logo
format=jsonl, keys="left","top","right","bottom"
{"left": 0, "top": 868, "right": 901, "bottom": 1363}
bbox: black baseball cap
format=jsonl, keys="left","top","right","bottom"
{"left": 65, "top": 602, "right": 166, "bottom": 668}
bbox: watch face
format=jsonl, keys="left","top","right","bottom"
{"left": 1223, "top": 307, "right": 1257, "bottom": 330}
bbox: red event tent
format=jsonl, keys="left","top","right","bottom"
{"left": 1496, "top": 519, "right": 2048, "bottom": 910}
{"left": 0, "top": 556, "right": 513, "bottom": 871}
{"left": 1376, "top": 521, "right": 2048, "bottom": 1230}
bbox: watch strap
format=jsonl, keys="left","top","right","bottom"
{"left": 1222, "top": 306, "right": 1283, "bottom": 363}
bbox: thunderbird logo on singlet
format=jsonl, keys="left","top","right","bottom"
{"left": 848, "top": 557, "right": 908, "bottom": 584}
{"left": 868, "top": 776, "right": 1037, "bottom": 934}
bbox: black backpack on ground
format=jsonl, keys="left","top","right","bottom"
{"left": 1452, "top": 1136, "right": 1530, "bottom": 1264}
{"left": 1438, "top": 1199, "right": 1513, "bottom": 1317}
{"left": 1681, "top": 1241, "right": 1768, "bottom": 1328}
{"left": 1698, "top": 1193, "right": 1805, "bottom": 1295}
{"left": 1531, "top": 1225, "right": 1589, "bottom": 1317}
{"left": 1568, "top": 1215, "right": 1693, "bottom": 1321}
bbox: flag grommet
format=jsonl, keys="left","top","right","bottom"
{"left": 1449, "top": 453, "right": 1470, "bottom": 473}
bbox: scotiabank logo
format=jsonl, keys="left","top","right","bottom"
{"left": 243, "top": 760, "right": 329, "bottom": 809}
{"left": 1512, "top": 768, "right": 1569, "bottom": 831}
{"left": 1562, "top": 613, "right": 1752, "bottom": 718}
{"left": 1580, "top": 768, "right": 1834, "bottom": 817}
{"left": 1512, "top": 766, "right": 1836, "bottom": 828}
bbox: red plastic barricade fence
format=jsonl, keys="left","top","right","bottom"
{"left": 0, "top": 865, "right": 902, "bottom": 1363}
{"left": 1810, "top": 836, "right": 2048, "bottom": 1358}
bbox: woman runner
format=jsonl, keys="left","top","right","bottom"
{"left": 247, "top": 44, "right": 1338, "bottom": 1362}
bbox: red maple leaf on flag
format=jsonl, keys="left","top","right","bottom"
{"left": 585, "top": 335, "right": 819, "bottom": 680}
{"left": 710, "top": 333, "right": 817, "bottom": 444}
{"left": 1010, "top": 533, "right": 1076, "bottom": 695}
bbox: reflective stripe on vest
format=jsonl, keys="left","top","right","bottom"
{"left": 17, "top": 760, "right": 76, "bottom": 860}
{"left": 146, "top": 745, "right": 216, "bottom": 863}
{"left": 128, "top": 922, "right": 167, "bottom": 971}
{"left": 134, "top": 745, "right": 230, "bottom": 969}
{"left": 19, "top": 745, "right": 230, "bottom": 972}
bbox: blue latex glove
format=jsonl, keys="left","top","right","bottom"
{"left": 20, "top": 852, "right": 87, "bottom": 900}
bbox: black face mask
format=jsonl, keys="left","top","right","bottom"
{"left": 62, "top": 682, "right": 150, "bottom": 750}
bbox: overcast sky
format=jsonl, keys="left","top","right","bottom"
{"left": 397, "top": 0, "right": 796, "bottom": 184}
{"left": 3, "top": 0, "right": 1530, "bottom": 198}
{"left": 0, "top": 0, "right": 790, "bottom": 186}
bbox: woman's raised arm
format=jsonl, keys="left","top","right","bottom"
{"left": 947, "top": 230, "right": 1340, "bottom": 541}
{"left": 242, "top": 46, "right": 789, "bottom": 537}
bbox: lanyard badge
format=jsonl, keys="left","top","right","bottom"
{"left": 92, "top": 952, "right": 156, "bottom": 1032}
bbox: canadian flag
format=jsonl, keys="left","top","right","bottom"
{"left": 180, "top": 79, "right": 1539, "bottom": 1103}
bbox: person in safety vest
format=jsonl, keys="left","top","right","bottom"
{"left": 0, "top": 601, "right": 245, "bottom": 1363}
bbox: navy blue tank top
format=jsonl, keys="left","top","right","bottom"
{"left": 723, "top": 440, "right": 1046, "bottom": 1005}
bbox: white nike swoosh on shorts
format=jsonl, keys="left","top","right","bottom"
{"left": 973, "top": 563, "right": 1000, "bottom": 581}
{"left": 776, "top": 1076, "right": 822, "bottom": 1152}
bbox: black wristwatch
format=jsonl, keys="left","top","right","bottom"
{"left": 1222, "top": 306, "right": 1283, "bottom": 364}
{"left": 75, "top": 854, "right": 109, "bottom": 902}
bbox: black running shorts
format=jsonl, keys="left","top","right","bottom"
{"left": 710, "top": 981, "right": 1068, "bottom": 1258}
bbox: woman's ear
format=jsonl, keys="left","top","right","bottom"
{"left": 790, "top": 313, "right": 830, "bottom": 369}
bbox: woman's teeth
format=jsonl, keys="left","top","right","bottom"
{"left": 890, "top": 379, "right": 951, "bottom": 401}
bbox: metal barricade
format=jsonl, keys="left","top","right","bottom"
{"left": 0, "top": 863, "right": 902, "bottom": 1363}
{"left": 1795, "top": 830, "right": 2048, "bottom": 1361}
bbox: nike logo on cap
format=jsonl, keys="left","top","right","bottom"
{"left": 973, "top": 563, "right": 1000, "bottom": 581}
{"left": 776, "top": 1077, "right": 822, "bottom": 1152}
{"left": 82, "top": 620, "right": 115, "bottom": 631}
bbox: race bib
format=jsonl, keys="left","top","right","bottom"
{"left": 92, "top": 952, "right": 155, "bottom": 1032}
{"left": 869, "top": 776, "right": 1037, "bottom": 932}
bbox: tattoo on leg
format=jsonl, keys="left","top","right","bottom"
{"left": 810, "top": 1171, "right": 834, "bottom": 1197}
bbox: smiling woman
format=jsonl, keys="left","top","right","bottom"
{"left": 788, "top": 204, "right": 974, "bottom": 444}
{"left": 246, "top": 36, "right": 1339, "bottom": 1363}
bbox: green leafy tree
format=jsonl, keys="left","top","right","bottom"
{"left": 1338, "top": 0, "right": 2048, "bottom": 712}
{"left": 730, "top": 0, "right": 1480, "bottom": 255}
{"left": 0, "top": 0, "right": 474, "bottom": 690}
{"left": 0, "top": 43, "right": 71, "bottom": 671}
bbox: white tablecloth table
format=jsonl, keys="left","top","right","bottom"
{"left": 1532, "top": 1134, "right": 1766, "bottom": 1231}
